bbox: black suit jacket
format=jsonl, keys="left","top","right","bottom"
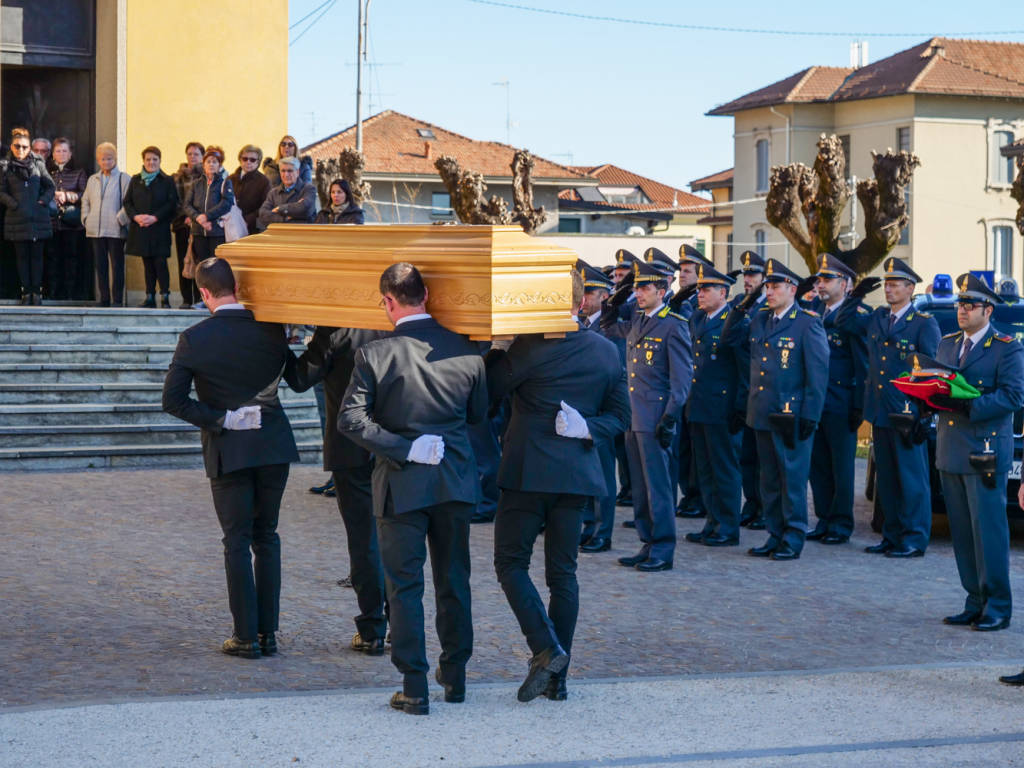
{"left": 487, "top": 329, "right": 630, "bottom": 496}
{"left": 288, "top": 326, "right": 387, "bottom": 471}
{"left": 162, "top": 309, "right": 299, "bottom": 478}
{"left": 339, "top": 317, "right": 488, "bottom": 516}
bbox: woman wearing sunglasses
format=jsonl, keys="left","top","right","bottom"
{"left": 262, "top": 135, "right": 312, "bottom": 189}
{"left": 0, "top": 127, "right": 55, "bottom": 305}
{"left": 228, "top": 145, "right": 269, "bottom": 235}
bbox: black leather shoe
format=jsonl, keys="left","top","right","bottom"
{"left": 748, "top": 539, "right": 778, "bottom": 557}
{"left": 746, "top": 517, "right": 766, "bottom": 530}
{"left": 617, "top": 550, "right": 649, "bottom": 567}
{"left": 943, "top": 610, "right": 981, "bottom": 626}
{"left": 675, "top": 503, "right": 706, "bottom": 518}
{"left": 544, "top": 676, "right": 568, "bottom": 701}
{"left": 337, "top": 574, "right": 353, "bottom": 588}
{"left": 864, "top": 540, "right": 893, "bottom": 554}
{"left": 999, "top": 669, "right": 1024, "bottom": 685}
{"left": 324, "top": 487, "right": 336, "bottom": 498}
{"left": 821, "top": 534, "right": 849, "bottom": 545}
{"left": 518, "top": 645, "right": 569, "bottom": 702}
{"left": 435, "top": 667, "right": 465, "bottom": 703}
{"left": 580, "top": 537, "right": 611, "bottom": 553}
{"left": 703, "top": 533, "right": 739, "bottom": 547}
{"left": 684, "top": 532, "right": 705, "bottom": 544}
{"left": 221, "top": 635, "right": 260, "bottom": 659}
{"left": 972, "top": 615, "right": 1011, "bottom": 632}
{"left": 309, "top": 478, "right": 334, "bottom": 495}
{"left": 769, "top": 543, "right": 800, "bottom": 561}
{"left": 622, "top": 519, "right": 636, "bottom": 528}
{"left": 390, "top": 691, "right": 429, "bottom": 715}
{"left": 615, "top": 494, "right": 633, "bottom": 507}
{"left": 635, "top": 557, "right": 672, "bottom": 571}
{"left": 580, "top": 532, "right": 596, "bottom": 546}
{"left": 351, "top": 632, "right": 386, "bottom": 655}
{"left": 885, "top": 546, "right": 924, "bottom": 559}
{"left": 806, "top": 529, "right": 827, "bottom": 541}
{"left": 258, "top": 632, "right": 277, "bottom": 656}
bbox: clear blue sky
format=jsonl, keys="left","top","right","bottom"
{"left": 287, "top": 1, "right": 1024, "bottom": 191}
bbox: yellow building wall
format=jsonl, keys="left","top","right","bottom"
{"left": 122, "top": 0, "right": 289, "bottom": 295}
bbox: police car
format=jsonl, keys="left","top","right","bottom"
{"left": 863, "top": 273, "right": 1024, "bottom": 528}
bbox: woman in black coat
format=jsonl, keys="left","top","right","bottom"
{"left": 313, "top": 179, "right": 365, "bottom": 225}
{"left": 0, "top": 127, "right": 54, "bottom": 304}
{"left": 123, "top": 146, "right": 179, "bottom": 307}
{"left": 47, "top": 138, "right": 88, "bottom": 300}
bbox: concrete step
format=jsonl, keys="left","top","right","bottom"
{"left": 0, "top": 383, "right": 315, "bottom": 405}
{"left": 0, "top": 306, "right": 204, "bottom": 328}
{"left": 0, "top": 400, "right": 319, "bottom": 427}
{"left": 0, "top": 441, "right": 323, "bottom": 471}
{"left": 0, "top": 419, "right": 322, "bottom": 448}
{"left": 0, "top": 363, "right": 173, "bottom": 384}
{"left": 0, "top": 344, "right": 177, "bottom": 364}
{"left": 0, "top": 325, "right": 187, "bottom": 345}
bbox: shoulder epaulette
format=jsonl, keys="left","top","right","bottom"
{"left": 994, "top": 333, "right": 1012, "bottom": 343}
{"left": 857, "top": 306, "right": 870, "bottom": 315}
{"left": 941, "top": 331, "right": 961, "bottom": 339}
{"left": 657, "top": 306, "right": 671, "bottom": 319}
{"left": 757, "top": 306, "right": 771, "bottom": 312}
{"left": 800, "top": 308, "right": 818, "bottom": 317}
{"left": 916, "top": 311, "right": 932, "bottom": 319}
{"left": 667, "top": 311, "right": 686, "bottom": 321}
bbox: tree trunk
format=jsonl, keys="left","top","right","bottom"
{"left": 510, "top": 149, "right": 547, "bottom": 234}
{"left": 434, "top": 155, "right": 511, "bottom": 225}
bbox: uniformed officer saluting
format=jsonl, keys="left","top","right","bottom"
{"left": 837, "top": 257, "right": 941, "bottom": 558}
{"left": 601, "top": 259, "right": 693, "bottom": 571}
{"left": 726, "top": 258, "right": 828, "bottom": 560}
{"left": 683, "top": 264, "right": 748, "bottom": 546}
{"left": 934, "top": 274, "right": 1024, "bottom": 632}
{"left": 806, "top": 254, "right": 868, "bottom": 545}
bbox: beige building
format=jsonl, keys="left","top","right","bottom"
{"left": 689, "top": 168, "right": 733, "bottom": 271}
{"left": 707, "top": 38, "right": 1024, "bottom": 284}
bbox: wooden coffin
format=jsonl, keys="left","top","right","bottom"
{"left": 217, "top": 224, "right": 580, "bottom": 340}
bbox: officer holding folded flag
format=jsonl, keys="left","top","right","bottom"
{"left": 932, "top": 273, "right": 1024, "bottom": 632}
{"left": 724, "top": 258, "right": 828, "bottom": 560}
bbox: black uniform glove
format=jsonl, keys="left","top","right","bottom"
{"left": 735, "top": 290, "right": 760, "bottom": 314}
{"left": 847, "top": 408, "right": 863, "bottom": 433}
{"left": 912, "top": 417, "right": 931, "bottom": 445}
{"left": 798, "top": 418, "right": 817, "bottom": 441}
{"left": 605, "top": 270, "right": 634, "bottom": 309}
{"left": 655, "top": 414, "right": 678, "bottom": 450}
{"left": 728, "top": 410, "right": 747, "bottom": 435}
{"left": 727, "top": 269, "right": 743, "bottom": 281}
{"left": 930, "top": 393, "right": 971, "bottom": 414}
{"left": 668, "top": 284, "right": 697, "bottom": 314}
{"left": 849, "top": 276, "right": 882, "bottom": 301}
{"left": 796, "top": 275, "right": 818, "bottom": 301}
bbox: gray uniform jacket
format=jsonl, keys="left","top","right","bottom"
{"left": 935, "top": 327, "right": 1024, "bottom": 475}
{"left": 339, "top": 317, "right": 488, "bottom": 516}
{"left": 605, "top": 305, "right": 693, "bottom": 432}
{"left": 486, "top": 329, "right": 630, "bottom": 497}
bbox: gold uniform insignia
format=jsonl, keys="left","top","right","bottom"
{"left": 886, "top": 258, "right": 894, "bottom": 272}
{"left": 959, "top": 275, "right": 969, "bottom": 293}
{"left": 698, "top": 264, "right": 704, "bottom": 281}
{"left": 821, "top": 254, "right": 828, "bottom": 270}
{"left": 766, "top": 261, "right": 774, "bottom": 276}
{"left": 912, "top": 354, "right": 920, "bottom": 371}
{"left": 743, "top": 253, "right": 751, "bottom": 267}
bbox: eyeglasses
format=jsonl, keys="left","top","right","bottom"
{"left": 280, "top": 141, "right": 296, "bottom": 147}
{"left": 12, "top": 144, "right": 29, "bottom": 150}
{"left": 956, "top": 300, "right": 986, "bottom": 312}
{"left": 241, "top": 156, "right": 259, "bottom": 163}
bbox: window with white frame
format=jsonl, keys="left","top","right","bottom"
{"left": 754, "top": 229, "right": 766, "bottom": 258}
{"left": 896, "top": 126, "right": 911, "bottom": 153}
{"left": 726, "top": 233, "right": 734, "bottom": 271}
{"left": 993, "top": 131, "right": 1015, "bottom": 186}
{"left": 993, "top": 225, "right": 1013, "bottom": 277}
{"left": 755, "top": 139, "right": 770, "bottom": 193}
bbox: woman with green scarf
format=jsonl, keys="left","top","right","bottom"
{"left": 124, "top": 146, "right": 179, "bottom": 307}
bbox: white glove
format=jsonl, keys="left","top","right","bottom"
{"left": 555, "top": 400, "right": 591, "bottom": 440}
{"left": 223, "top": 405, "right": 262, "bottom": 431}
{"left": 407, "top": 434, "right": 445, "bottom": 465}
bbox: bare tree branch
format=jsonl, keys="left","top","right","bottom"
{"left": 765, "top": 163, "right": 814, "bottom": 269}
{"left": 434, "top": 154, "right": 512, "bottom": 225}
{"left": 510, "top": 149, "right": 547, "bottom": 234}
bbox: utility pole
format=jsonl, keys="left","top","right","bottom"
{"left": 493, "top": 79, "right": 511, "bottom": 144}
{"left": 355, "top": 0, "right": 371, "bottom": 151}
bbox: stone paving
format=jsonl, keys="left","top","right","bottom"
{"left": 2, "top": 460, "right": 1023, "bottom": 709}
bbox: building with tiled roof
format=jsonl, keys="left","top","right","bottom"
{"left": 709, "top": 38, "right": 1024, "bottom": 283}
{"left": 690, "top": 169, "right": 734, "bottom": 269}
{"left": 301, "top": 110, "right": 594, "bottom": 231}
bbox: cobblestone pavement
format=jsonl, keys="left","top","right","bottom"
{"left": 2, "top": 460, "right": 1023, "bottom": 709}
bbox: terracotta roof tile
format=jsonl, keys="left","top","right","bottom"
{"left": 707, "top": 66, "right": 852, "bottom": 115}
{"left": 690, "top": 167, "right": 733, "bottom": 190}
{"left": 562, "top": 163, "right": 710, "bottom": 214}
{"left": 301, "top": 110, "right": 589, "bottom": 180}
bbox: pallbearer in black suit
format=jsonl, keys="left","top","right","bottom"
{"left": 683, "top": 265, "right": 747, "bottom": 547}
{"left": 288, "top": 325, "right": 390, "bottom": 654}
{"left": 732, "top": 251, "right": 767, "bottom": 530}
{"left": 339, "top": 263, "right": 487, "bottom": 716}
{"left": 727, "top": 258, "right": 829, "bottom": 560}
{"left": 601, "top": 259, "right": 693, "bottom": 571}
{"left": 836, "top": 257, "right": 941, "bottom": 557}
{"left": 936, "top": 274, "right": 1024, "bottom": 632}
{"left": 162, "top": 257, "right": 300, "bottom": 659}
{"left": 577, "top": 262, "right": 623, "bottom": 553}
{"left": 610, "top": 250, "right": 638, "bottom": 508}
{"left": 806, "top": 254, "right": 868, "bottom": 545}
{"left": 489, "top": 269, "right": 630, "bottom": 702}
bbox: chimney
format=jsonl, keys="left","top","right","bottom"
{"left": 424, "top": 141, "right": 432, "bottom": 160}
{"left": 849, "top": 41, "right": 869, "bottom": 69}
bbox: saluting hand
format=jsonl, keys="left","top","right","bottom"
{"left": 849, "top": 276, "right": 882, "bottom": 301}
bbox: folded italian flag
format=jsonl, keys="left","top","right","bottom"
{"left": 891, "top": 359, "right": 980, "bottom": 412}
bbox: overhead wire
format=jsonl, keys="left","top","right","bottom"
{"left": 290, "top": 0, "right": 337, "bottom": 46}
{"left": 290, "top": 0, "right": 334, "bottom": 30}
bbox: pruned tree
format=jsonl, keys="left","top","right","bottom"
{"left": 314, "top": 147, "right": 372, "bottom": 209}
{"left": 1011, "top": 155, "right": 1024, "bottom": 236}
{"left": 765, "top": 134, "right": 920, "bottom": 276}
{"left": 510, "top": 149, "right": 547, "bottom": 234}
{"left": 434, "top": 154, "right": 512, "bottom": 225}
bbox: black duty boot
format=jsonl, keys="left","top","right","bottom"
{"left": 138, "top": 293, "right": 156, "bottom": 308}
{"left": 19, "top": 291, "right": 30, "bottom": 305}
{"left": 160, "top": 292, "right": 172, "bottom": 308}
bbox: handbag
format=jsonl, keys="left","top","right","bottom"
{"left": 182, "top": 234, "right": 197, "bottom": 279}
{"left": 220, "top": 204, "right": 247, "bottom": 243}
{"left": 57, "top": 204, "right": 81, "bottom": 228}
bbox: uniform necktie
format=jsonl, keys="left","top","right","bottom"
{"left": 960, "top": 338, "right": 973, "bottom": 366}
{"left": 888, "top": 314, "right": 897, "bottom": 331}
{"left": 771, "top": 315, "right": 779, "bottom": 330}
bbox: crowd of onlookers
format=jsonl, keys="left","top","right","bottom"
{"left": 0, "top": 129, "right": 364, "bottom": 307}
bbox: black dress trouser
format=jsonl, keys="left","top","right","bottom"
{"left": 209, "top": 463, "right": 290, "bottom": 641}
{"left": 13, "top": 240, "right": 45, "bottom": 295}
{"left": 91, "top": 237, "right": 124, "bottom": 304}
{"left": 332, "top": 463, "right": 387, "bottom": 640}
{"left": 377, "top": 495, "right": 473, "bottom": 699}
{"left": 173, "top": 226, "right": 196, "bottom": 305}
{"left": 494, "top": 490, "right": 586, "bottom": 680}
